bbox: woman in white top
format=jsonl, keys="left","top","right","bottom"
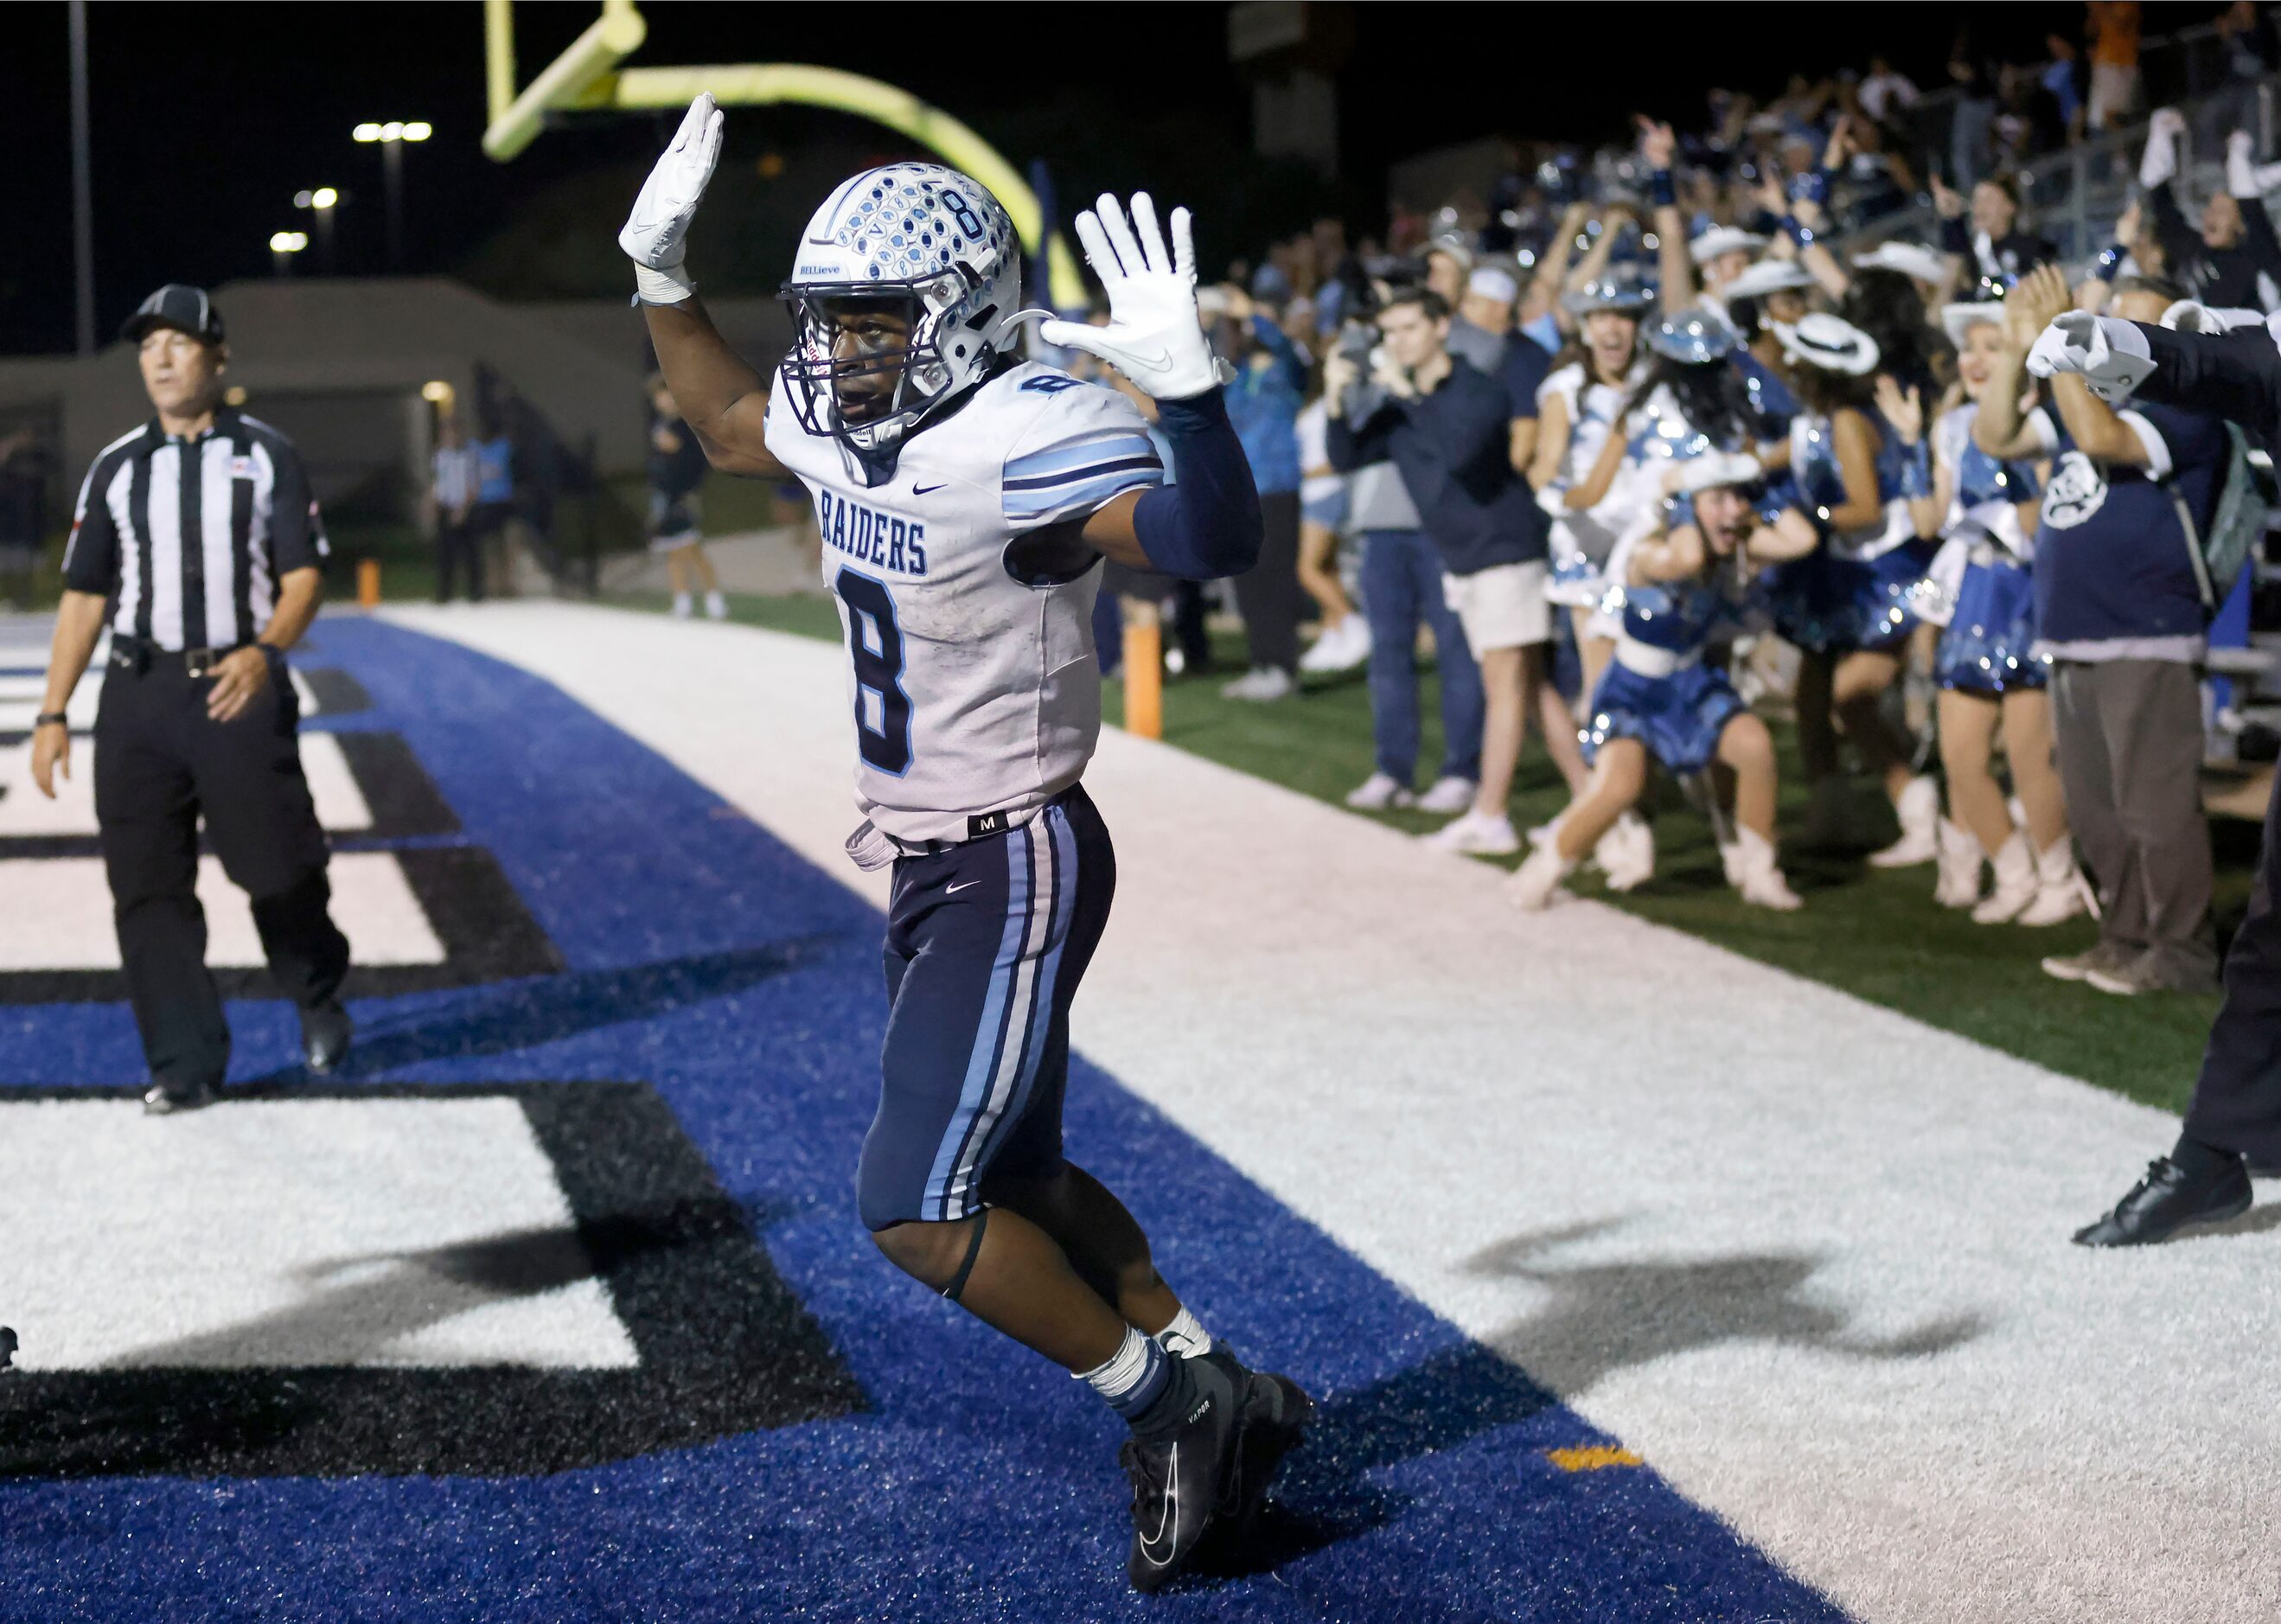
{"left": 1526, "top": 274, "right": 1653, "bottom": 695}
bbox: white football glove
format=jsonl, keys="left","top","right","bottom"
{"left": 2026, "top": 310, "right": 2158, "bottom": 404}
{"left": 1038, "top": 193, "right": 1234, "bottom": 401}
{"left": 619, "top": 93, "right": 724, "bottom": 305}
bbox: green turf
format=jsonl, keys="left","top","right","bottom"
{"left": 578, "top": 591, "right": 2254, "bottom": 1117}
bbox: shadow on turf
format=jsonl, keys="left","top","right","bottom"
{"left": 233, "top": 937, "right": 844, "bottom": 1087}
{"left": 1462, "top": 1221, "right": 1985, "bottom": 1397}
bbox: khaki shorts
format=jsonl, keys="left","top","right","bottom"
{"left": 1444, "top": 560, "right": 1551, "bottom": 652}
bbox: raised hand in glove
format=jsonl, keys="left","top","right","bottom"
{"left": 2026, "top": 311, "right": 2158, "bottom": 404}
{"left": 619, "top": 93, "right": 724, "bottom": 305}
{"left": 1039, "top": 194, "right": 1234, "bottom": 401}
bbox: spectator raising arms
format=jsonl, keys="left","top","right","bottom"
{"left": 2003, "top": 265, "right": 2229, "bottom": 997}
{"left": 2138, "top": 110, "right": 2281, "bottom": 314}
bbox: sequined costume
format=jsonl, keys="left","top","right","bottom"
{"left": 1581, "top": 553, "right": 1754, "bottom": 776}
{"left": 1927, "top": 401, "right": 2050, "bottom": 694}
{"left": 1768, "top": 409, "right": 1936, "bottom": 654}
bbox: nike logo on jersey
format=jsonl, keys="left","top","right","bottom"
{"left": 815, "top": 488, "right": 929, "bottom": 577}
{"left": 912, "top": 483, "right": 946, "bottom": 496}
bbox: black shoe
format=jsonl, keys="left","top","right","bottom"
{"left": 1198, "top": 1346, "right": 1313, "bottom": 1530}
{"left": 300, "top": 1000, "right": 353, "bottom": 1075}
{"left": 1120, "top": 1351, "right": 1241, "bottom": 1593}
{"left": 143, "top": 1078, "right": 217, "bottom": 1116}
{"left": 2073, "top": 1156, "right": 2253, "bottom": 1247}
{"left": 1, "top": 1326, "right": 16, "bottom": 1371}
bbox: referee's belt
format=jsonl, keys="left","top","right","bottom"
{"left": 110, "top": 635, "right": 257, "bottom": 678}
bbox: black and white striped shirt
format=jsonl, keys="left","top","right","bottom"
{"left": 62, "top": 408, "right": 329, "bottom": 650}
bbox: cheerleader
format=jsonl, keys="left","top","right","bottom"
{"left": 1890, "top": 301, "right": 2085, "bottom": 924}
{"left": 1528, "top": 272, "right": 1653, "bottom": 695}
{"left": 1768, "top": 313, "right": 1942, "bottom": 863}
{"left": 1511, "top": 451, "right": 1809, "bottom": 911}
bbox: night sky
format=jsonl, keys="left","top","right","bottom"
{"left": 0, "top": 2, "right": 2081, "bottom": 355}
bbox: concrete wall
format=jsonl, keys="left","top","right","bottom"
{"left": 0, "top": 278, "right": 712, "bottom": 508}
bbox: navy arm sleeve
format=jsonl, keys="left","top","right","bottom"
{"left": 1130, "top": 389, "right": 1265, "bottom": 580}
{"left": 2131, "top": 322, "right": 2281, "bottom": 454}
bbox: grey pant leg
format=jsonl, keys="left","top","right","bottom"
{"left": 2052, "top": 662, "right": 2132, "bottom": 950}
{"left": 2105, "top": 660, "right": 2216, "bottom": 976}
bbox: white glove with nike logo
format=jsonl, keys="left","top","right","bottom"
{"left": 2026, "top": 311, "right": 2158, "bottom": 404}
{"left": 619, "top": 93, "right": 723, "bottom": 305}
{"left": 1039, "top": 193, "right": 1234, "bottom": 401}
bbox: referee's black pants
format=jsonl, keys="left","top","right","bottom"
{"left": 2187, "top": 756, "right": 2281, "bottom": 1167}
{"left": 93, "top": 651, "right": 350, "bottom": 1091}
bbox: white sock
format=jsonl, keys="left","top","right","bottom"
{"left": 1075, "top": 1324, "right": 1170, "bottom": 1420}
{"left": 1154, "top": 1306, "right": 1213, "bottom": 1359}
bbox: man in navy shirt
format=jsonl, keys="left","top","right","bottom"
{"left": 1997, "top": 275, "right": 2227, "bottom": 1006}
{"left": 1325, "top": 287, "right": 1587, "bottom": 856}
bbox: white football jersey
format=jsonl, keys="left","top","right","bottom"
{"left": 765, "top": 360, "right": 1164, "bottom": 846}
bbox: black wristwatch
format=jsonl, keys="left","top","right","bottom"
{"left": 34, "top": 713, "right": 67, "bottom": 730}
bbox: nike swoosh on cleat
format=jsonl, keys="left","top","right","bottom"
{"left": 1139, "top": 1444, "right": 1179, "bottom": 1565}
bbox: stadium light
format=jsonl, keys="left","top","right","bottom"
{"left": 270, "top": 232, "right": 308, "bottom": 253}
{"left": 420, "top": 380, "right": 453, "bottom": 403}
{"left": 311, "top": 187, "right": 339, "bottom": 209}
{"left": 355, "top": 120, "right": 433, "bottom": 271}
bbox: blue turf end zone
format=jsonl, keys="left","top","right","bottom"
{"left": 0, "top": 617, "right": 1850, "bottom": 1622}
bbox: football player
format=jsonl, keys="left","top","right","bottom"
{"left": 620, "top": 97, "right": 1311, "bottom": 1589}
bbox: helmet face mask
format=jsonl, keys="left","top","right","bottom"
{"left": 779, "top": 164, "right": 1022, "bottom": 454}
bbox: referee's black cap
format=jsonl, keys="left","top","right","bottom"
{"left": 120, "top": 284, "right": 225, "bottom": 345}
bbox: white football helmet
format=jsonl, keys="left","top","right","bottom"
{"left": 780, "top": 163, "right": 1024, "bottom": 453}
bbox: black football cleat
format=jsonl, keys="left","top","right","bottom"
{"left": 1120, "top": 1350, "right": 1241, "bottom": 1593}
{"left": 300, "top": 1000, "right": 353, "bottom": 1075}
{"left": 1197, "top": 1346, "right": 1313, "bottom": 1530}
{"left": 1, "top": 1326, "right": 16, "bottom": 1371}
{"left": 143, "top": 1078, "right": 217, "bottom": 1116}
{"left": 2073, "top": 1156, "right": 2253, "bottom": 1247}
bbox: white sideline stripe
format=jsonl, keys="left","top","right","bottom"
{"left": 0, "top": 850, "right": 444, "bottom": 969}
{"left": 0, "top": 1097, "right": 639, "bottom": 1370}
{"left": 0, "top": 668, "right": 321, "bottom": 731}
{"left": 0, "top": 731, "right": 372, "bottom": 839}
{"left": 389, "top": 602, "right": 2281, "bottom": 1624}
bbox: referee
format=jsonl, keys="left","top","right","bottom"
{"left": 28, "top": 284, "right": 352, "bottom": 1114}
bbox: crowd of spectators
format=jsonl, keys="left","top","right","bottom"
{"left": 1084, "top": 3, "right": 2281, "bottom": 1000}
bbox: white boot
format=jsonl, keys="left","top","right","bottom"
{"left": 1933, "top": 820, "right": 1984, "bottom": 909}
{"left": 1595, "top": 811, "right": 1655, "bottom": 892}
{"left": 704, "top": 589, "right": 728, "bottom": 620}
{"left": 1509, "top": 842, "right": 1575, "bottom": 911}
{"left": 1971, "top": 833, "right": 2038, "bottom": 924}
{"left": 2015, "top": 838, "right": 2091, "bottom": 927}
{"left": 1868, "top": 775, "right": 1939, "bottom": 867}
{"left": 670, "top": 591, "right": 694, "bottom": 619}
{"left": 1726, "top": 826, "right": 1803, "bottom": 911}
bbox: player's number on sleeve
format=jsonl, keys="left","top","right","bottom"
{"left": 835, "top": 568, "right": 912, "bottom": 775}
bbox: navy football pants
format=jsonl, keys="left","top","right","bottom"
{"left": 859, "top": 786, "right": 1115, "bottom": 1231}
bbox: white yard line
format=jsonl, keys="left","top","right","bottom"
{"left": 393, "top": 601, "right": 2281, "bottom": 1624}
